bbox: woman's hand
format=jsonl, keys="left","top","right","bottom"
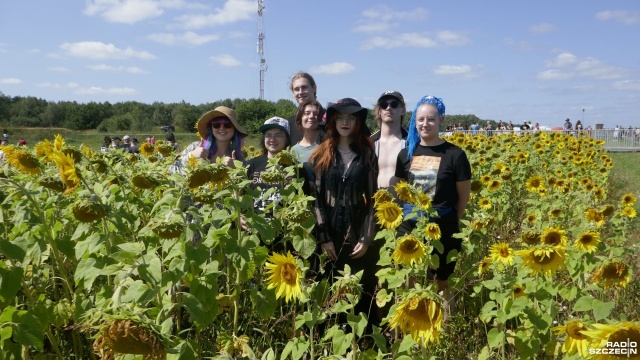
{"left": 190, "top": 146, "right": 209, "bottom": 160}
{"left": 240, "top": 215, "right": 249, "bottom": 232}
{"left": 321, "top": 241, "right": 337, "bottom": 261}
{"left": 222, "top": 150, "right": 237, "bottom": 167}
{"left": 350, "top": 242, "right": 369, "bottom": 259}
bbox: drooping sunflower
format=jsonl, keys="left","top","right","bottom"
{"left": 478, "top": 197, "right": 492, "bottom": 210}
{"left": 551, "top": 320, "right": 591, "bottom": 358}
{"left": 424, "top": 223, "right": 441, "bottom": 241}
{"left": 477, "top": 257, "right": 492, "bottom": 275}
{"left": 392, "top": 235, "right": 427, "bottom": 266}
{"left": 487, "top": 179, "right": 501, "bottom": 191}
{"left": 541, "top": 226, "right": 568, "bottom": 246}
{"left": 520, "top": 231, "right": 540, "bottom": 245}
{"left": 525, "top": 175, "right": 544, "bottom": 193}
{"left": 591, "top": 261, "right": 631, "bottom": 289}
{"left": 274, "top": 151, "right": 296, "bottom": 166}
{"left": 581, "top": 321, "right": 640, "bottom": 360}
{"left": 93, "top": 319, "right": 166, "bottom": 360}
{"left": 373, "top": 188, "right": 394, "bottom": 207}
{"left": 209, "top": 164, "right": 231, "bottom": 189}
{"left": 62, "top": 147, "right": 83, "bottom": 164}
{"left": 72, "top": 198, "right": 109, "bottom": 223}
{"left": 574, "top": 230, "right": 601, "bottom": 253}
{"left": 155, "top": 143, "right": 175, "bottom": 156}
{"left": 512, "top": 285, "right": 526, "bottom": 299}
{"left": 489, "top": 242, "right": 515, "bottom": 266}
{"left": 621, "top": 206, "right": 637, "bottom": 219}
{"left": 38, "top": 175, "right": 66, "bottom": 193}
{"left": 549, "top": 208, "right": 563, "bottom": 218}
{"left": 132, "top": 174, "right": 161, "bottom": 190}
{"left": 470, "top": 180, "right": 483, "bottom": 193}
{"left": 5, "top": 147, "right": 41, "bottom": 175}
{"left": 34, "top": 139, "right": 55, "bottom": 159}
{"left": 375, "top": 201, "right": 403, "bottom": 230}
{"left": 414, "top": 193, "right": 432, "bottom": 210}
{"left": 49, "top": 151, "right": 81, "bottom": 193}
{"left": 394, "top": 181, "right": 416, "bottom": 204}
{"left": 516, "top": 246, "right": 566, "bottom": 276}
{"left": 389, "top": 293, "right": 445, "bottom": 347}
{"left": 621, "top": 193, "right": 637, "bottom": 207}
{"left": 139, "top": 143, "right": 154, "bottom": 157}
{"left": 600, "top": 205, "right": 615, "bottom": 217}
{"left": 264, "top": 252, "right": 303, "bottom": 303}
{"left": 186, "top": 167, "right": 213, "bottom": 189}
{"left": 216, "top": 294, "right": 235, "bottom": 315}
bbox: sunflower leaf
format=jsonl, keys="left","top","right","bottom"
{"left": 592, "top": 299, "right": 615, "bottom": 321}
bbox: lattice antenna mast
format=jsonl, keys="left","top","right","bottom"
{"left": 257, "top": 0, "right": 267, "bottom": 100}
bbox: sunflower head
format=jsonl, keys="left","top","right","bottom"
{"left": 273, "top": 151, "right": 297, "bottom": 166}
{"left": 62, "top": 147, "right": 83, "bottom": 164}
{"left": 155, "top": 143, "right": 175, "bottom": 156}
{"left": 259, "top": 167, "right": 285, "bottom": 184}
{"left": 525, "top": 175, "right": 544, "bottom": 193}
{"left": 516, "top": 246, "right": 566, "bottom": 276}
{"left": 424, "top": 223, "right": 441, "bottom": 241}
{"left": 38, "top": 175, "right": 66, "bottom": 193}
{"left": 478, "top": 257, "right": 492, "bottom": 275}
{"left": 489, "top": 242, "right": 514, "bottom": 266}
{"left": 34, "top": 139, "right": 55, "bottom": 158}
{"left": 187, "top": 167, "right": 213, "bottom": 189}
{"left": 551, "top": 320, "right": 591, "bottom": 358}
{"left": 488, "top": 179, "right": 501, "bottom": 191}
{"left": 478, "top": 197, "right": 492, "bottom": 210}
{"left": 375, "top": 201, "right": 403, "bottom": 230}
{"left": 139, "top": 143, "right": 154, "bottom": 156}
{"left": 149, "top": 218, "right": 184, "bottom": 239}
{"left": 389, "top": 293, "right": 445, "bottom": 347}
{"left": 621, "top": 193, "right": 637, "bottom": 207}
{"left": 470, "top": 180, "right": 483, "bottom": 192}
{"left": 209, "top": 164, "right": 231, "bottom": 189}
{"left": 512, "top": 285, "right": 526, "bottom": 299}
{"left": 264, "top": 252, "right": 303, "bottom": 303}
{"left": 541, "top": 226, "right": 568, "bottom": 246}
{"left": 600, "top": 205, "right": 615, "bottom": 217}
{"left": 392, "top": 235, "right": 427, "bottom": 266}
{"left": 5, "top": 147, "right": 41, "bottom": 175}
{"left": 132, "top": 174, "right": 161, "bottom": 190}
{"left": 591, "top": 261, "right": 631, "bottom": 288}
{"left": 520, "top": 231, "right": 540, "bottom": 245}
{"left": 574, "top": 230, "right": 600, "bottom": 253}
{"left": 93, "top": 319, "right": 165, "bottom": 359}
{"left": 621, "top": 206, "right": 637, "bottom": 219}
{"left": 72, "top": 198, "right": 109, "bottom": 223}
{"left": 373, "top": 188, "right": 394, "bottom": 207}
{"left": 394, "top": 181, "right": 417, "bottom": 203}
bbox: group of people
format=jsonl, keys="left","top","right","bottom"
{"left": 173, "top": 72, "right": 472, "bottom": 331}
{"left": 101, "top": 132, "right": 179, "bottom": 154}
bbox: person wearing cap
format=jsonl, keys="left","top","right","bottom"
{"left": 291, "top": 99, "right": 325, "bottom": 163}
{"left": 128, "top": 138, "right": 139, "bottom": 153}
{"left": 370, "top": 90, "right": 408, "bottom": 189}
{"left": 109, "top": 136, "right": 122, "bottom": 149}
{"left": 395, "top": 95, "right": 471, "bottom": 318}
{"left": 308, "top": 98, "right": 378, "bottom": 329}
{"left": 171, "top": 106, "right": 247, "bottom": 174}
{"left": 243, "top": 116, "right": 294, "bottom": 251}
{"left": 288, "top": 72, "right": 319, "bottom": 144}
{"left": 122, "top": 135, "right": 132, "bottom": 151}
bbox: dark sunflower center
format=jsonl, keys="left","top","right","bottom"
{"left": 400, "top": 239, "right": 419, "bottom": 254}
{"left": 533, "top": 252, "right": 555, "bottom": 265}
{"left": 280, "top": 263, "right": 297, "bottom": 285}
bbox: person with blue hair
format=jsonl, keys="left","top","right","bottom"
{"left": 395, "top": 95, "right": 472, "bottom": 317}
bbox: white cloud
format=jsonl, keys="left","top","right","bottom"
{"left": 529, "top": 23, "right": 558, "bottom": 33}
{"left": 354, "top": 5, "right": 427, "bottom": 33}
{"left": 537, "top": 69, "right": 574, "bottom": 80}
{"left": 1, "top": 78, "right": 22, "bottom": 84}
{"left": 436, "top": 31, "right": 470, "bottom": 46}
{"left": 48, "top": 66, "right": 70, "bottom": 72}
{"left": 360, "top": 31, "right": 468, "bottom": 50}
{"left": 575, "top": 58, "right": 626, "bottom": 79}
{"left": 545, "top": 52, "right": 578, "bottom": 67}
{"left": 147, "top": 31, "right": 221, "bottom": 46}
{"left": 210, "top": 54, "right": 241, "bottom": 67}
{"left": 75, "top": 86, "right": 137, "bottom": 95}
{"left": 434, "top": 65, "right": 472, "bottom": 75}
{"left": 87, "top": 64, "right": 147, "bottom": 73}
{"left": 612, "top": 80, "right": 640, "bottom": 91}
{"left": 596, "top": 10, "right": 640, "bottom": 25}
{"left": 309, "top": 62, "right": 355, "bottom": 75}
{"left": 84, "top": 0, "right": 164, "bottom": 24}
{"left": 176, "top": 0, "right": 255, "bottom": 29}
{"left": 60, "top": 41, "right": 156, "bottom": 60}
{"left": 37, "top": 82, "right": 63, "bottom": 89}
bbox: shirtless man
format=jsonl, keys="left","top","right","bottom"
{"left": 370, "top": 90, "right": 407, "bottom": 188}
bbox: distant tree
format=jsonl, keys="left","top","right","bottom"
{"left": 274, "top": 99, "right": 297, "bottom": 119}
{"left": 0, "top": 92, "right": 11, "bottom": 123}
{"left": 9, "top": 96, "right": 47, "bottom": 126}
{"left": 42, "top": 102, "right": 65, "bottom": 127}
{"left": 235, "top": 99, "right": 276, "bottom": 135}
{"left": 173, "top": 101, "right": 200, "bottom": 132}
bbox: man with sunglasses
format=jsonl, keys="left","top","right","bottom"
{"left": 370, "top": 90, "right": 408, "bottom": 189}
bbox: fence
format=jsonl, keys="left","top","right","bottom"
{"left": 443, "top": 128, "right": 640, "bottom": 152}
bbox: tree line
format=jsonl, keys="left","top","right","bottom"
{"left": 0, "top": 92, "right": 492, "bottom": 135}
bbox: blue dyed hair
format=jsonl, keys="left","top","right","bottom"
{"left": 203, "top": 127, "right": 245, "bottom": 162}
{"left": 406, "top": 96, "right": 446, "bottom": 161}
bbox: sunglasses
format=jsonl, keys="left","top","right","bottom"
{"left": 379, "top": 100, "right": 400, "bottom": 110}
{"left": 211, "top": 120, "right": 233, "bottom": 129}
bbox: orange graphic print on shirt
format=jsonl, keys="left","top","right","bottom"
{"left": 409, "top": 156, "right": 441, "bottom": 198}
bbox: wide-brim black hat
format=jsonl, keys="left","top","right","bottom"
{"left": 326, "top": 98, "right": 370, "bottom": 136}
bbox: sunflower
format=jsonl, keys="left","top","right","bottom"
{"left": 470, "top": 180, "right": 483, "bottom": 192}
{"left": 149, "top": 218, "right": 183, "bottom": 239}
{"left": 621, "top": 206, "right": 637, "bottom": 219}
{"left": 478, "top": 197, "right": 492, "bottom": 210}
{"left": 487, "top": 179, "right": 501, "bottom": 191}
{"left": 392, "top": 235, "right": 427, "bottom": 266}
{"left": 373, "top": 188, "right": 394, "bottom": 207}
{"left": 53, "top": 134, "right": 65, "bottom": 150}
{"left": 549, "top": 208, "right": 562, "bottom": 218}
{"left": 516, "top": 246, "right": 566, "bottom": 276}
{"left": 424, "top": 223, "right": 441, "bottom": 241}
{"left": 34, "top": 139, "right": 55, "bottom": 159}
{"left": 585, "top": 208, "right": 606, "bottom": 227}
{"left": 208, "top": 164, "right": 231, "bottom": 188}
{"left": 274, "top": 151, "right": 296, "bottom": 166}
{"left": 574, "top": 230, "right": 600, "bottom": 253}
{"left": 38, "top": 175, "right": 66, "bottom": 193}
{"left": 552, "top": 321, "right": 591, "bottom": 358}
{"left": 591, "top": 261, "right": 631, "bottom": 288}
{"left": 132, "top": 174, "right": 161, "bottom": 190}
{"left": 216, "top": 294, "right": 235, "bottom": 315}
{"left": 389, "top": 294, "right": 444, "bottom": 347}
{"left": 80, "top": 145, "right": 96, "bottom": 159}
{"left": 521, "top": 231, "right": 540, "bottom": 245}
{"left": 414, "top": 193, "right": 432, "bottom": 210}
{"left": 155, "top": 143, "right": 175, "bottom": 156}
{"left": 512, "top": 285, "right": 526, "bottom": 299}
{"left": 3, "top": 147, "right": 38, "bottom": 174}
{"left": 581, "top": 321, "right": 640, "bottom": 360}
{"left": 477, "top": 257, "right": 492, "bottom": 274}
{"left": 621, "top": 193, "right": 637, "bottom": 207}
{"left": 541, "top": 227, "right": 568, "bottom": 246}
{"left": 93, "top": 319, "right": 165, "bottom": 360}
{"left": 49, "top": 151, "right": 81, "bottom": 193}
{"left": 375, "top": 201, "right": 403, "bottom": 230}
{"left": 139, "top": 143, "right": 154, "bottom": 157}
{"left": 72, "top": 198, "right": 109, "bottom": 223}
{"left": 480, "top": 175, "right": 492, "bottom": 185}
{"left": 600, "top": 205, "right": 615, "bottom": 217}
{"left": 264, "top": 252, "right": 303, "bottom": 303}
{"left": 187, "top": 167, "right": 213, "bottom": 189}
{"left": 489, "top": 242, "right": 514, "bottom": 266}
{"left": 525, "top": 213, "right": 538, "bottom": 225}
{"left": 525, "top": 175, "right": 544, "bottom": 193}
{"left": 471, "top": 219, "right": 487, "bottom": 231}
{"left": 394, "top": 181, "right": 416, "bottom": 204}
{"left": 62, "top": 147, "right": 83, "bottom": 164}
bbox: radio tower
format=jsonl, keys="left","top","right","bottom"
{"left": 257, "top": 0, "right": 267, "bottom": 100}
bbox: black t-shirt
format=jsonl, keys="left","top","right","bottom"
{"left": 288, "top": 115, "right": 303, "bottom": 145}
{"left": 395, "top": 141, "right": 471, "bottom": 209}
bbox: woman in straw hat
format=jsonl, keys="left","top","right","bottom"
{"left": 308, "top": 98, "right": 378, "bottom": 328}
{"left": 171, "top": 106, "right": 247, "bottom": 173}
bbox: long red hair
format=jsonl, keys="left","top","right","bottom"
{"left": 309, "top": 113, "right": 374, "bottom": 175}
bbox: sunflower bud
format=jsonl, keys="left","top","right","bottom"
{"left": 72, "top": 198, "right": 109, "bottom": 223}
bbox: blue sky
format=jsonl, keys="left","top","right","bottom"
{"left": 1, "top": 0, "right": 639, "bottom": 128}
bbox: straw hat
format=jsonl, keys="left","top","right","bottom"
{"left": 196, "top": 106, "right": 248, "bottom": 138}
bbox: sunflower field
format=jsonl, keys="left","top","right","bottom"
{"left": 0, "top": 131, "right": 638, "bottom": 359}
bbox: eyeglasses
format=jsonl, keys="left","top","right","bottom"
{"left": 212, "top": 121, "right": 233, "bottom": 129}
{"left": 264, "top": 134, "right": 286, "bottom": 140}
{"left": 379, "top": 100, "right": 400, "bottom": 110}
